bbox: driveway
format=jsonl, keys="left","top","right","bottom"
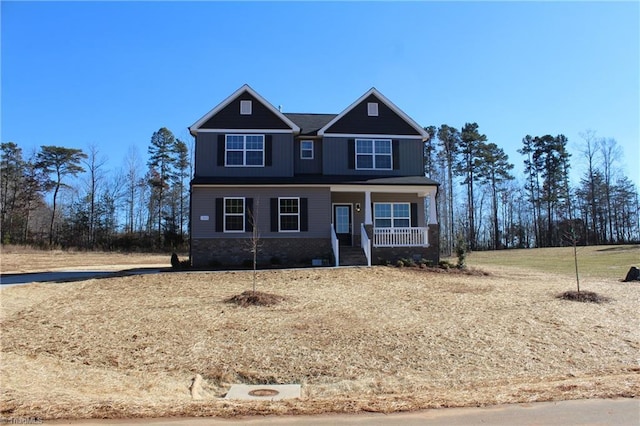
{"left": 0, "top": 266, "right": 166, "bottom": 286}
{"left": 46, "top": 398, "right": 639, "bottom": 425}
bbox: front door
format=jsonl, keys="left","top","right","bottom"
{"left": 333, "top": 204, "right": 352, "bottom": 246}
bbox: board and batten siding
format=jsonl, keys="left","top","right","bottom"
{"left": 195, "top": 132, "right": 294, "bottom": 177}
{"left": 191, "top": 186, "right": 331, "bottom": 239}
{"left": 294, "top": 139, "right": 322, "bottom": 175}
{"left": 322, "top": 137, "right": 424, "bottom": 176}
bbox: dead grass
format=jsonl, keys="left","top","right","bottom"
{"left": 0, "top": 245, "right": 173, "bottom": 273}
{"left": 1, "top": 264, "right": 638, "bottom": 420}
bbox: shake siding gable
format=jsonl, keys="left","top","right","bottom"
{"left": 200, "top": 92, "right": 292, "bottom": 130}
{"left": 324, "top": 94, "right": 420, "bottom": 136}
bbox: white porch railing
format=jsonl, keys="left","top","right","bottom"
{"left": 360, "top": 223, "right": 372, "bottom": 267}
{"left": 330, "top": 223, "right": 339, "bottom": 267}
{"left": 373, "top": 227, "right": 429, "bottom": 247}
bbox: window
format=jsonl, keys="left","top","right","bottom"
{"left": 224, "top": 197, "right": 245, "bottom": 232}
{"left": 225, "top": 134, "right": 264, "bottom": 167}
{"left": 356, "top": 139, "right": 392, "bottom": 170}
{"left": 374, "top": 203, "right": 410, "bottom": 228}
{"left": 367, "top": 102, "right": 379, "bottom": 116}
{"left": 279, "top": 197, "right": 300, "bottom": 232}
{"left": 240, "top": 100, "right": 252, "bottom": 115}
{"left": 300, "top": 140, "right": 314, "bottom": 159}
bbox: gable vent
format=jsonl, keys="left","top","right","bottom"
{"left": 240, "top": 100, "right": 252, "bottom": 115}
{"left": 367, "top": 102, "right": 379, "bottom": 116}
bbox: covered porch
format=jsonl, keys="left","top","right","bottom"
{"left": 329, "top": 181, "right": 438, "bottom": 266}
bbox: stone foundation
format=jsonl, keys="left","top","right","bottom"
{"left": 191, "top": 237, "right": 333, "bottom": 267}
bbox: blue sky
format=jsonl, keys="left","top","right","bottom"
{"left": 2, "top": 1, "right": 639, "bottom": 187}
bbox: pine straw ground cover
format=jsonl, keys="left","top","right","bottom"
{"left": 1, "top": 266, "right": 638, "bottom": 420}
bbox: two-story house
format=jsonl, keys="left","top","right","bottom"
{"left": 189, "top": 84, "right": 439, "bottom": 267}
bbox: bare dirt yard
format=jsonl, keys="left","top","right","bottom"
{"left": 0, "top": 245, "right": 638, "bottom": 419}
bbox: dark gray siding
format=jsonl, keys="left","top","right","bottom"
{"left": 322, "top": 137, "right": 424, "bottom": 176}
{"left": 195, "top": 132, "right": 294, "bottom": 177}
{"left": 325, "top": 94, "right": 420, "bottom": 135}
{"left": 200, "top": 92, "right": 291, "bottom": 130}
{"left": 191, "top": 186, "right": 331, "bottom": 239}
{"left": 294, "top": 139, "right": 322, "bottom": 175}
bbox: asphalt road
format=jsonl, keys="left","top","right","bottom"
{"left": 46, "top": 398, "right": 639, "bottom": 425}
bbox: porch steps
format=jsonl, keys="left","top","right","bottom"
{"left": 339, "top": 246, "right": 368, "bottom": 266}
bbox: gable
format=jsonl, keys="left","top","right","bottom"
{"left": 319, "top": 89, "right": 429, "bottom": 139}
{"left": 201, "top": 92, "right": 292, "bottom": 130}
{"left": 190, "top": 85, "right": 300, "bottom": 135}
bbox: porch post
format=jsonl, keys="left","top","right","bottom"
{"left": 428, "top": 191, "right": 437, "bottom": 224}
{"left": 364, "top": 191, "right": 372, "bottom": 225}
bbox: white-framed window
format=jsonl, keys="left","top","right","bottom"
{"left": 367, "top": 102, "right": 379, "bottom": 116}
{"left": 356, "top": 139, "right": 392, "bottom": 170}
{"left": 224, "top": 197, "right": 245, "bottom": 232}
{"left": 374, "top": 203, "right": 410, "bottom": 228}
{"left": 240, "top": 100, "right": 252, "bottom": 115}
{"left": 279, "top": 197, "right": 300, "bottom": 232}
{"left": 225, "top": 134, "right": 264, "bottom": 167}
{"left": 300, "top": 140, "right": 314, "bottom": 159}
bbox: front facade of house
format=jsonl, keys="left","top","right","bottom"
{"left": 189, "top": 85, "right": 439, "bottom": 267}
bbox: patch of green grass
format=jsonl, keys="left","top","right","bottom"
{"left": 461, "top": 245, "right": 639, "bottom": 280}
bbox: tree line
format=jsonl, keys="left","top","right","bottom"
{"left": 424, "top": 124, "right": 639, "bottom": 254}
{"left": 1, "top": 128, "right": 191, "bottom": 251}
{"left": 1, "top": 124, "right": 638, "bottom": 253}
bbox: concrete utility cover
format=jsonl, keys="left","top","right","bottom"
{"left": 225, "top": 384, "right": 301, "bottom": 401}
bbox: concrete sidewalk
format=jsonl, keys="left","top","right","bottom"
{"left": 48, "top": 398, "right": 639, "bottom": 425}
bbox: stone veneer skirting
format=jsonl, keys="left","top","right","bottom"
{"left": 191, "top": 237, "right": 333, "bottom": 267}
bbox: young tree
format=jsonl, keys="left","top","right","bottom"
{"left": 35, "top": 146, "right": 87, "bottom": 246}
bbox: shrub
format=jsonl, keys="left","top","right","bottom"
{"left": 455, "top": 235, "right": 467, "bottom": 269}
{"left": 439, "top": 260, "right": 454, "bottom": 270}
{"left": 396, "top": 260, "right": 405, "bottom": 268}
{"left": 170, "top": 252, "right": 181, "bottom": 270}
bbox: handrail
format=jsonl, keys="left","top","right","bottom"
{"left": 373, "top": 227, "right": 429, "bottom": 247}
{"left": 360, "top": 223, "right": 372, "bottom": 267}
{"left": 330, "top": 223, "right": 339, "bottom": 267}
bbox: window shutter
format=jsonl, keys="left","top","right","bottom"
{"left": 270, "top": 198, "right": 278, "bottom": 232}
{"left": 300, "top": 198, "right": 308, "bottom": 232}
{"left": 217, "top": 135, "right": 225, "bottom": 166}
{"left": 215, "top": 198, "right": 224, "bottom": 232}
{"left": 410, "top": 203, "right": 418, "bottom": 227}
{"left": 245, "top": 198, "right": 254, "bottom": 232}
{"left": 265, "top": 135, "right": 272, "bottom": 166}
{"left": 393, "top": 140, "right": 400, "bottom": 170}
{"left": 348, "top": 139, "right": 355, "bottom": 169}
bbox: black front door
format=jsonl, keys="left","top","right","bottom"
{"left": 333, "top": 204, "right": 352, "bottom": 246}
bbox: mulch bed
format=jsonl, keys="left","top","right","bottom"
{"left": 225, "top": 290, "right": 285, "bottom": 307}
{"left": 557, "top": 290, "right": 610, "bottom": 304}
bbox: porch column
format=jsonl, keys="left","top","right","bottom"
{"left": 364, "top": 191, "right": 372, "bottom": 225}
{"left": 428, "top": 191, "right": 438, "bottom": 224}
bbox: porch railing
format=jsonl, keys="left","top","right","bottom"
{"left": 360, "top": 223, "right": 372, "bottom": 267}
{"left": 373, "top": 227, "right": 429, "bottom": 247}
{"left": 330, "top": 223, "right": 339, "bottom": 267}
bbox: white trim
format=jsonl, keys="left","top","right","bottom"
{"left": 223, "top": 197, "right": 245, "bottom": 233}
{"left": 317, "top": 87, "right": 429, "bottom": 139}
{"left": 195, "top": 128, "right": 294, "bottom": 134}
{"left": 355, "top": 138, "right": 392, "bottom": 171}
{"left": 332, "top": 203, "right": 353, "bottom": 246}
{"left": 300, "top": 140, "right": 314, "bottom": 159}
{"left": 278, "top": 197, "right": 300, "bottom": 232}
{"left": 192, "top": 183, "right": 437, "bottom": 197}
{"left": 373, "top": 202, "right": 411, "bottom": 229}
{"left": 322, "top": 133, "right": 424, "bottom": 140}
{"left": 224, "top": 134, "right": 265, "bottom": 167}
{"left": 189, "top": 84, "right": 301, "bottom": 135}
